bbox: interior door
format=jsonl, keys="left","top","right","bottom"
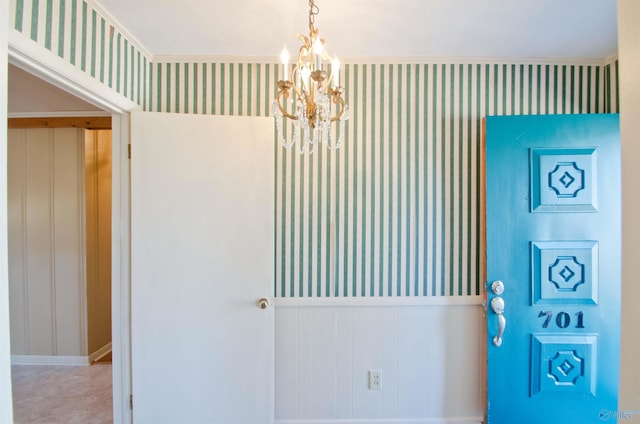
{"left": 484, "top": 114, "right": 620, "bottom": 423}
{"left": 130, "top": 112, "right": 274, "bottom": 423}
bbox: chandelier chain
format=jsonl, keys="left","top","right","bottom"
{"left": 308, "top": 0, "right": 319, "bottom": 34}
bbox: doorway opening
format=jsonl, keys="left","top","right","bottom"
{"left": 7, "top": 64, "right": 116, "bottom": 422}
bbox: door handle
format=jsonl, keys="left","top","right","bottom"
{"left": 491, "top": 280, "right": 505, "bottom": 295}
{"left": 491, "top": 297, "right": 506, "bottom": 347}
{"left": 258, "top": 298, "right": 270, "bottom": 310}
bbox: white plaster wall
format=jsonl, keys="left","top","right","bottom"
{"left": 617, "top": 0, "right": 640, "bottom": 412}
{"left": 274, "top": 301, "right": 483, "bottom": 424}
{"left": 0, "top": 0, "right": 13, "bottom": 420}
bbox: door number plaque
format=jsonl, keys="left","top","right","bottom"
{"left": 538, "top": 310, "right": 585, "bottom": 329}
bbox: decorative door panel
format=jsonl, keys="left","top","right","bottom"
{"left": 530, "top": 148, "right": 598, "bottom": 212}
{"left": 530, "top": 334, "right": 597, "bottom": 398}
{"left": 531, "top": 241, "right": 598, "bottom": 305}
{"left": 485, "top": 114, "right": 620, "bottom": 424}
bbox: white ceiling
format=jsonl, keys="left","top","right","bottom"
{"left": 8, "top": 65, "right": 103, "bottom": 115}
{"left": 97, "top": 0, "right": 618, "bottom": 60}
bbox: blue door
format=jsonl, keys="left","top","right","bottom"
{"left": 485, "top": 114, "right": 620, "bottom": 423}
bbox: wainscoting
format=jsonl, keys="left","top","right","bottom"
{"left": 274, "top": 298, "right": 484, "bottom": 424}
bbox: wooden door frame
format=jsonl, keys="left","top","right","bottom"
{"left": 8, "top": 116, "right": 112, "bottom": 129}
{"left": 7, "top": 31, "right": 138, "bottom": 424}
{"left": 7, "top": 119, "right": 114, "bottom": 369}
{"left": 480, "top": 118, "right": 488, "bottom": 422}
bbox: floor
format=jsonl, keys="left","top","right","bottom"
{"left": 11, "top": 362, "right": 113, "bottom": 424}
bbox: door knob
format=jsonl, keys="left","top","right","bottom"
{"left": 491, "top": 297, "right": 506, "bottom": 347}
{"left": 258, "top": 298, "right": 270, "bottom": 309}
{"left": 491, "top": 280, "right": 505, "bottom": 295}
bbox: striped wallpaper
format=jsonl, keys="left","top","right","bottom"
{"left": 9, "top": 0, "right": 619, "bottom": 298}
{"left": 150, "top": 60, "right": 618, "bottom": 298}
{"left": 11, "top": 0, "right": 152, "bottom": 108}
{"left": 148, "top": 62, "right": 277, "bottom": 117}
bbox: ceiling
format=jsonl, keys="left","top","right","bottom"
{"left": 97, "top": 0, "right": 618, "bottom": 60}
{"left": 8, "top": 65, "right": 104, "bottom": 115}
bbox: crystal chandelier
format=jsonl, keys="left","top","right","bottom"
{"left": 272, "top": 0, "right": 350, "bottom": 154}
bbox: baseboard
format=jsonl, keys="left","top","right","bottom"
{"left": 275, "top": 418, "right": 483, "bottom": 424}
{"left": 11, "top": 341, "right": 112, "bottom": 366}
{"left": 89, "top": 342, "right": 112, "bottom": 363}
{"left": 11, "top": 355, "right": 90, "bottom": 366}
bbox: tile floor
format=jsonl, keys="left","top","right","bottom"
{"left": 11, "top": 363, "right": 113, "bottom": 424}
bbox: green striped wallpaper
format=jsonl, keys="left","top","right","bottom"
{"left": 11, "top": 0, "right": 152, "bottom": 108}
{"left": 151, "top": 60, "right": 617, "bottom": 297}
{"left": 10, "top": 0, "right": 619, "bottom": 298}
{"left": 148, "top": 62, "right": 277, "bottom": 117}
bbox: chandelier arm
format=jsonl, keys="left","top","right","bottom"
{"left": 297, "top": 35, "right": 311, "bottom": 51}
{"left": 275, "top": 87, "right": 298, "bottom": 121}
{"left": 330, "top": 92, "right": 347, "bottom": 122}
{"left": 289, "top": 65, "right": 303, "bottom": 98}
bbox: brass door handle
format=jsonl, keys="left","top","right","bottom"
{"left": 258, "top": 298, "right": 270, "bottom": 309}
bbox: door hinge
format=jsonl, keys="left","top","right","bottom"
{"left": 128, "top": 144, "right": 131, "bottom": 159}
{"left": 129, "top": 394, "right": 133, "bottom": 410}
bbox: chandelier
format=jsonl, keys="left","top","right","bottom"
{"left": 272, "top": 0, "right": 350, "bottom": 154}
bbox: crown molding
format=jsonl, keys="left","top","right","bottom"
{"left": 86, "top": 0, "right": 154, "bottom": 61}
{"left": 153, "top": 55, "right": 279, "bottom": 64}
{"left": 604, "top": 54, "right": 619, "bottom": 65}
{"left": 338, "top": 56, "right": 613, "bottom": 66}
{"left": 152, "top": 54, "right": 613, "bottom": 66}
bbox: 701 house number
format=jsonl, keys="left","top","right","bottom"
{"left": 538, "top": 311, "right": 585, "bottom": 329}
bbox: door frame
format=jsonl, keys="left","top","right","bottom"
{"left": 6, "top": 28, "right": 138, "bottom": 424}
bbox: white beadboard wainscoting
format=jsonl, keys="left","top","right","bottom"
{"left": 274, "top": 297, "right": 484, "bottom": 424}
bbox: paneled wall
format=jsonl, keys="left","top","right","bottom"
{"left": 85, "top": 129, "right": 112, "bottom": 355}
{"left": 8, "top": 128, "right": 87, "bottom": 357}
{"left": 8, "top": 128, "right": 112, "bottom": 362}
{"left": 275, "top": 301, "right": 483, "bottom": 423}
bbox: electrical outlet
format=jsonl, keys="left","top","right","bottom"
{"left": 368, "top": 370, "right": 382, "bottom": 390}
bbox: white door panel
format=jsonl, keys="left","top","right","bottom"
{"left": 131, "top": 112, "right": 274, "bottom": 424}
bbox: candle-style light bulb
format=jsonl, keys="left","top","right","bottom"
{"left": 280, "top": 46, "right": 290, "bottom": 81}
{"left": 331, "top": 54, "right": 340, "bottom": 88}
{"left": 313, "top": 38, "right": 323, "bottom": 70}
